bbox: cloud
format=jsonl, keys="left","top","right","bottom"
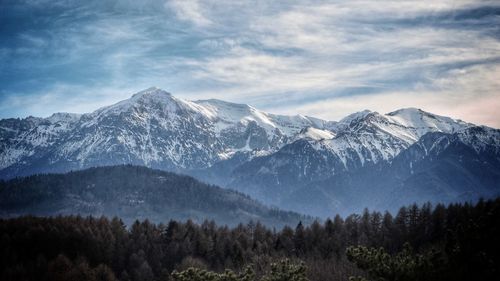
{"left": 166, "top": 0, "right": 212, "bottom": 27}
{"left": 0, "top": 0, "right": 499, "bottom": 128}
{"left": 273, "top": 63, "right": 500, "bottom": 127}
{"left": 0, "top": 83, "right": 141, "bottom": 118}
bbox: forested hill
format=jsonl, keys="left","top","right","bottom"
{"left": 0, "top": 165, "right": 308, "bottom": 227}
{"left": 1, "top": 198, "right": 499, "bottom": 281}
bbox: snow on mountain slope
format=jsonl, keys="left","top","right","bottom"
{"left": 0, "top": 88, "right": 330, "bottom": 178}
{"left": 227, "top": 107, "right": 488, "bottom": 205}
{"left": 2, "top": 87, "right": 500, "bottom": 218}
{"left": 0, "top": 113, "right": 83, "bottom": 170}
{"left": 385, "top": 108, "right": 472, "bottom": 141}
{"left": 84, "top": 87, "right": 211, "bottom": 124}
{"left": 296, "top": 127, "right": 335, "bottom": 141}
{"left": 455, "top": 126, "right": 500, "bottom": 154}
{"left": 313, "top": 108, "right": 474, "bottom": 167}
{"left": 46, "top": 112, "right": 82, "bottom": 123}
{"left": 194, "top": 98, "right": 326, "bottom": 138}
{"left": 229, "top": 116, "right": 499, "bottom": 216}
{"left": 333, "top": 109, "right": 373, "bottom": 131}
{"left": 335, "top": 108, "right": 472, "bottom": 143}
{"left": 326, "top": 112, "right": 413, "bottom": 166}
{"left": 0, "top": 87, "right": 491, "bottom": 182}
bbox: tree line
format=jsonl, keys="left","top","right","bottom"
{"left": 1, "top": 198, "right": 499, "bottom": 281}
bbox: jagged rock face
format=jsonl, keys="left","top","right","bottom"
{"left": 1, "top": 87, "right": 499, "bottom": 217}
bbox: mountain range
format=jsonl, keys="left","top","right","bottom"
{"left": 1, "top": 87, "right": 499, "bottom": 217}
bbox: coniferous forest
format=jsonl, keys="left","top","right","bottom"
{"left": 0, "top": 165, "right": 309, "bottom": 227}
{"left": 1, "top": 198, "right": 499, "bottom": 281}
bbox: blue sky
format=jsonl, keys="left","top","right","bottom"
{"left": 1, "top": 0, "right": 499, "bottom": 127}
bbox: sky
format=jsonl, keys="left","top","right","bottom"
{"left": 0, "top": 0, "right": 499, "bottom": 127}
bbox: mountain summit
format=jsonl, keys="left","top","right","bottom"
{"left": 1, "top": 88, "right": 498, "bottom": 216}
{"left": 0, "top": 88, "right": 328, "bottom": 178}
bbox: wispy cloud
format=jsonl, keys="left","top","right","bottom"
{"left": 166, "top": 0, "right": 212, "bottom": 27}
{"left": 0, "top": 0, "right": 499, "bottom": 127}
{"left": 273, "top": 63, "right": 500, "bottom": 127}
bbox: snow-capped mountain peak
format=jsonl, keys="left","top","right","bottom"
{"left": 194, "top": 99, "right": 273, "bottom": 129}
{"left": 387, "top": 107, "right": 469, "bottom": 130}
{"left": 46, "top": 112, "right": 82, "bottom": 124}
{"left": 332, "top": 109, "right": 374, "bottom": 131}
{"left": 339, "top": 109, "right": 373, "bottom": 124}
{"left": 289, "top": 107, "right": 477, "bottom": 171}
{"left": 193, "top": 98, "right": 328, "bottom": 140}
{"left": 0, "top": 87, "right": 495, "bottom": 181}
{"left": 131, "top": 86, "right": 170, "bottom": 98}
{"left": 331, "top": 107, "right": 472, "bottom": 144}
{"left": 93, "top": 87, "right": 178, "bottom": 116}
{"left": 385, "top": 107, "right": 472, "bottom": 140}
